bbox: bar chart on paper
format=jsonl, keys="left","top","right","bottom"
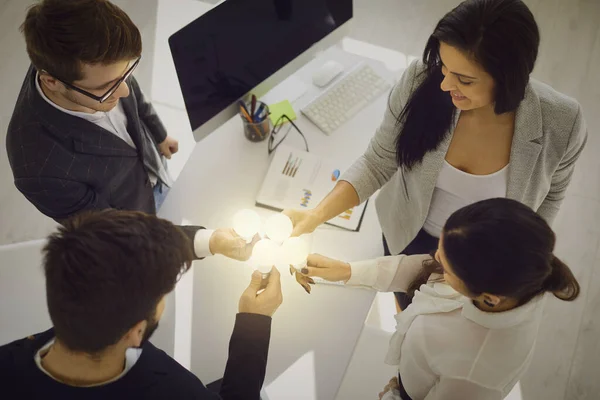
{"left": 256, "top": 144, "right": 368, "bottom": 231}
{"left": 281, "top": 153, "right": 303, "bottom": 177}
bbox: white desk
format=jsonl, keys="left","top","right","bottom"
{"left": 158, "top": 44, "right": 404, "bottom": 400}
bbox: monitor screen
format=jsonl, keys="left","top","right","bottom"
{"left": 169, "top": 0, "right": 353, "bottom": 132}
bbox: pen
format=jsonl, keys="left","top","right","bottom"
{"left": 254, "top": 103, "right": 266, "bottom": 121}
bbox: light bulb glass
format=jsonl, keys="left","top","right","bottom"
{"left": 251, "top": 239, "right": 278, "bottom": 270}
{"left": 233, "top": 209, "right": 261, "bottom": 241}
{"left": 281, "top": 236, "right": 310, "bottom": 270}
{"left": 264, "top": 213, "right": 293, "bottom": 243}
{"left": 257, "top": 264, "right": 272, "bottom": 274}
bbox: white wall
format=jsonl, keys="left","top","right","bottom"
{"left": 0, "top": 0, "right": 159, "bottom": 245}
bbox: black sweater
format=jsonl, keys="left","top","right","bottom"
{"left": 0, "top": 313, "right": 271, "bottom": 400}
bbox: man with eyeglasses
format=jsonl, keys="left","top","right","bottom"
{"left": 6, "top": 0, "right": 179, "bottom": 220}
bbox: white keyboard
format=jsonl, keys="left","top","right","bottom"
{"left": 301, "top": 63, "right": 391, "bottom": 135}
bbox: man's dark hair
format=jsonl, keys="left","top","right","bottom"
{"left": 43, "top": 210, "right": 194, "bottom": 354}
{"left": 20, "top": 0, "right": 142, "bottom": 83}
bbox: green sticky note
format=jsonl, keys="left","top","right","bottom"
{"left": 269, "top": 100, "right": 297, "bottom": 125}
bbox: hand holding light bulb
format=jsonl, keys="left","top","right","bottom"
{"left": 238, "top": 268, "right": 283, "bottom": 317}
{"left": 251, "top": 239, "right": 279, "bottom": 279}
{"left": 209, "top": 228, "right": 259, "bottom": 261}
{"left": 280, "top": 235, "right": 315, "bottom": 294}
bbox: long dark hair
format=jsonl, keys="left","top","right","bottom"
{"left": 408, "top": 199, "right": 580, "bottom": 305}
{"left": 396, "top": 0, "right": 540, "bottom": 169}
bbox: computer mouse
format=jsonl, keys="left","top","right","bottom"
{"left": 312, "top": 60, "right": 345, "bottom": 88}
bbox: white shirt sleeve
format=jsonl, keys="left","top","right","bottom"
{"left": 193, "top": 229, "right": 215, "bottom": 259}
{"left": 346, "top": 254, "right": 431, "bottom": 292}
{"left": 423, "top": 377, "right": 503, "bottom": 400}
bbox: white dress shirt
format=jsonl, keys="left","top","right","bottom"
{"left": 346, "top": 255, "right": 545, "bottom": 400}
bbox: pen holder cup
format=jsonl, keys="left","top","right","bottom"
{"left": 241, "top": 102, "right": 271, "bottom": 142}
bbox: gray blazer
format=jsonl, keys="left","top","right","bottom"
{"left": 342, "top": 60, "right": 588, "bottom": 255}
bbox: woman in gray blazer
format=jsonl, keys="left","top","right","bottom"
{"left": 285, "top": 0, "right": 588, "bottom": 306}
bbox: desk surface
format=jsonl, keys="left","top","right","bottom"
{"left": 158, "top": 44, "right": 403, "bottom": 400}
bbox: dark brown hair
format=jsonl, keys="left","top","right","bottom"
{"left": 395, "top": 0, "right": 540, "bottom": 170}
{"left": 20, "top": 0, "right": 142, "bottom": 83}
{"left": 43, "top": 210, "right": 193, "bottom": 354}
{"left": 408, "top": 199, "right": 580, "bottom": 305}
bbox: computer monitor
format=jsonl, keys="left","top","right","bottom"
{"left": 169, "top": 0, "right": 353, "bottom": 142}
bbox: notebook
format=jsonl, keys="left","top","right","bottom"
{"left": 255, "top": 144, "right": 368, "bottom": 231}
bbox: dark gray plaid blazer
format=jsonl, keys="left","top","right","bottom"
{"left": 6, "top": 66, "right": 167, "bottom": 221}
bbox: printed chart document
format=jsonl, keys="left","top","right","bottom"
{"left": 256, "top": 144, "right": 368, "bottom": 231}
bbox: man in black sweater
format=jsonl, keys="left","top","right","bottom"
{"left": 7, "top": 0, "right": 181, "bottom": 220}
{"left": 0, "top": 210, "right": 282, "bottom": 399}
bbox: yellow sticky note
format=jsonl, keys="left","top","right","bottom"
{"left": 269, "top": 100, "right": 297, "bottom": 125}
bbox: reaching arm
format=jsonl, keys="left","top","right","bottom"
{"left": 303, "top": 253, "right": 431, "bottom": 293}
{"left": 346, "top": 254, "right": 432, "bottom": 292}
{"left": 285, "top": 61, "right": 424, "bottom": 236}
{"left": 536, "top": 105, "right": 587, "bottom": 225}
{"left": 311, "top": 180, "right": 360, "bottom": 226}
{"left": 340, "top": 59, "right": 422, "bottom": 203}
{"left": 218, "top": 314, "right": 272, "bottom": 400}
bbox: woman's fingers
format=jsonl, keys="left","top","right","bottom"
{"left": 295, "top": 270, "right": 312, "bottom": 294}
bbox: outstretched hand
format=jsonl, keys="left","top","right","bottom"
{"left": 209, "top": 229, "right": 260, "bottom": 261}
{"left": 282, "top": 209, "right": 322, "bottom": 237}
{"left": 290, "top": 253, "right": 351, "bottom": 294}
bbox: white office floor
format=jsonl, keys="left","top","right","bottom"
{"left": 1, "top": 1, "right": 599, "bottom": 399}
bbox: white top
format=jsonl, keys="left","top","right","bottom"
{"left": 35, "top": 73, "right": 173, "bottom": 187}
{"left": 34, "top": 337, "right": 143, "bottom": 387}
{"left": 346, "top": 254, "right": 544, "bottom": 400}
{"left": 423, "top": 161, "right": 509, "bottom": 237}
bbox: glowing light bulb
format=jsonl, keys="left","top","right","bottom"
{"left": 233, "top": 209, "right": 261, "bottom": 242}
{"left": 264, "top": 213, "right": 293, "bottom": 244}
{"left": 251, "top": 239, "right": 278, "bottom": 278}
{"left": 281, "top": 236, "right": 310, "bottom": 270}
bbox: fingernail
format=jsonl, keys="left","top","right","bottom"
{"left": 303, "top": 286, "right": 310, "bottom": 294}
{"left": 301, "top": 268, "right": 308, "bottom": 274}
{"left": 289, "top": 268, "right": 294, "bottom": 276}
{"left": 307, "top": 278, "right": 315, "bottom": 284}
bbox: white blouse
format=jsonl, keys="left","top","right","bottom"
{"left": 423, "top": 161, "right": 509, "bottom": 238}
{"left": 346, "top": 254, "right": 545, "bottom": 400}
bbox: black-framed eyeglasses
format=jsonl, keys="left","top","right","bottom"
{"left": 52, "top": 57, "right": 141, "bottom": 103}
{"left": 268, "top": 114, "right": 309, "bottom": 155}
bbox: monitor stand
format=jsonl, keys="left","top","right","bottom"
{"left": 260, "top": 74, "right": 308, "bottom": 105}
